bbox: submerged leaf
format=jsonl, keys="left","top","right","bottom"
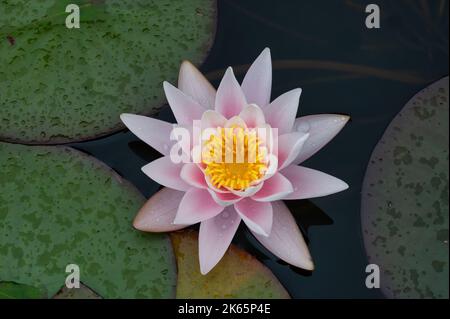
{"left": 171, "top": 230, "right": 290, "bottom": 299}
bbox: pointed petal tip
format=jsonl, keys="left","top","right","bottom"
{"left": 162, "top": 80, "right": 172, "bottom": 90}
{"left": 120, "top": 113, "right": 130, "bottom": 126}
{"left": 200, "top": 264, "right": 212, "bottom": 275}
{"left": 132, "top": 217, "right": 167, "bottom": 233}
{"left": 286, "top": 255, "right": 315, "bottom": 270}
{"left": 132, "top": 216, "right": 145, "bottom": 231}
{"left": 334, "top": 114, "right": 351, "bottom": 124}
{"left": 180, "top": 60, "right": 193, "bottom": 67}
{"left": 224, "top": 66, "right": 236, "bottom": 77}
{"left": 119, "top": 113, "right": 130, "bottom": 120}
{"left": 199, "top": 248, "right": 224, "bottom": 275}
{"left": 258, "top": 47, "right": 271, "bottom": 60}
{"left": 222, "top": 67, "right": 233, "bottom": 78}
{"left": 329, "top": 176, "right": 350, "bottom": 193}
{"left": 216, "top": 66, "right": 247, "bottom": 117}
{"left": 119, "top": 113, "right": 138, "bottom": 125}
{"left": 303, "top": 259, "right": 315, "bottom": 271}
{"left": 291, "top": 88, "right": 303, "bottom": 99}
{"left": 340, "top": 180, "right": 350, "bottom": 191}
{"left": 287, "top": 254, "right": 315, "bottom": 271}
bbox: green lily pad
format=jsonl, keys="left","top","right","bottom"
{"left": 0, "top": 282, "right": 46, "bottom": 299}
{"left": 171, "top": 230, "right": 290, "bottom": 299}
{"left": 361, "top": 77, "right": 449, "bottom": 298}
{"left": 0, "top": 0, "right": 216, "bottom": 144}
{"left": 53, "top": 282, "right": 101, "bottom": 299}
{"left": 0, "top": 142, "right": 176, "bottom": 298}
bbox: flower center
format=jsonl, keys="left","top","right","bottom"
{"left": 202, "top": 126, "right": 268, "bottom": 190}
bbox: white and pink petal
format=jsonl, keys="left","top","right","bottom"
{"left": 120, "top": 114, "right": 174, "bottom": 156}
{"left": 199, "top": 206, "right": 241, "bottom": 274}
{"left": 200, "top": 110, "right": 227, "bottom": 130}
{"left": 252, "top": 173, "right": 293, "bottom": 202}
{"left": 178, "top": 60, "right": 216, "bottom": 109}
{"left": 281, "top": 165, "right": 348, "bottom": 200}
{"left": 234, "top": 198, "right": 273, "bottom": 237}
{"left": 293, "top": 114, "right": 350, "bottom": 164}
{"left": 180, "top": 163, "right": 207, "bottom": 189}
{"left": 264, "top": 88, "right": 302, "bottom": 134}
{"left": 215, "top": 67, "right": 247, "bottom": 118}
{"left": 163, "top": 81, "right": 207, "bottom": 125}
{"left": 207, "top": 189, "right": 242, "bottom": 206}
{"left": 133, "top": 188, "right": 188, "bottom": 232}
{"left": 227, "top": 182, "right": 264, "bottom": 197}
{"left": 141, "top": 157, "right": 190, "bottom": 191}
{"left": 277, "top": 132, "right": 309, "bottom": 170}
{"left": 173, "top": 188, "right": 224, "bottom": 225}
{"left": 239, "top": 104, "right": 266, "bottom": 128}
{"left": 251, "top": 201, "right": 314, "bottom": 270}
{"left": 241, "top": 48, "right": 272, "bottom": 107}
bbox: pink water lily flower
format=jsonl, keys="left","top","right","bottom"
{"left": 121, "top": 48, "right": 349, "bottom": 275}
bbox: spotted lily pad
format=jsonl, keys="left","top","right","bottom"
{"left": 0, "top": 0, "right": 216, "bottom": 144}
{"left": 171, "top": 230, "right": 290, "bottom": 299}
{"left": 361, "top": 77, "right": 449, "bottom": 298}
{"left": 0, "top": 282, "right": 46, "bottom": 299}
{"left": 0, "top": 142, "right": 176, "bottom": 298}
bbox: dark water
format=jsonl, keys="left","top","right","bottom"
{"left": 72, "top": 0, "right": 449, "bottom": 298}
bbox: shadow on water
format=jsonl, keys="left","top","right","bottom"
{"left": 234, "top": 200, "right": 333, "bottom": 279}
{"left": 128, "top": 140, "right": 161, "bottom": 163}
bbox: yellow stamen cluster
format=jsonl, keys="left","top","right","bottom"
{"left": 202, "top": 127, "right": 268, "bottom": 190}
